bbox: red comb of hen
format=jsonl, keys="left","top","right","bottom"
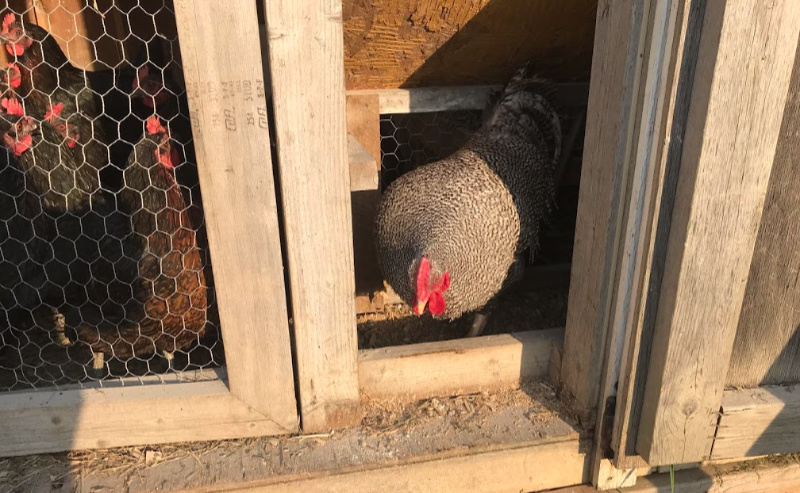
{"left": 146, "top": 115, "right": 166, "bottom": 136}
{"left": 2, "top": 97, "right": 23, "bottom": 116}
{"left": 1, "top": 13, "right": 14, "bottom": 35}
{"left": 44, "top": 102, "right": 64, "bottom": 120}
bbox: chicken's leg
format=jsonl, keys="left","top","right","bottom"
{"left": 52, "top": 312, "right": 72, "bottom": 347}
{"left": 91, "top": 351, "right": 105, "bottom": 378}
{"left": 163, "top": 350, "right": 175, "bottom": 372}
{"left": 467, "top": 311, "right": 489, "bottom": 338}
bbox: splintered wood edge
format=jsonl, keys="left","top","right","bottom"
{"left": 710, "top": 384, "right": 800, "bottom": 460}
{"left": 0, "top": 371, "right": 297, "bottom": 457}
{"left": 358, "top": 328, "right": 564, "bottom": 400}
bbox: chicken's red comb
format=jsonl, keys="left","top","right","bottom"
{"left": 1, "top": 13, "right": 15, "bottom": 35}
{"left": 44, "top": 102, "right": 64, "bottom": 120}
{"left": 2, "top": 97, "right": 23, "bottom": 116}
{"left": 146, "top": 115, "right": 167, "bottom": 136}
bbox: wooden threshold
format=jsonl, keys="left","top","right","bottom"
{"left": 179, "top": 437, "right": 590, "bottom": 493}
{"left": 0, "top": 370, "right": 297, "bottom": 457}
{"left": 358, "top": 329, "right": 564, "bottom": 401}
{"left": 711, "top": 384, "right": 800, "bottom": 460}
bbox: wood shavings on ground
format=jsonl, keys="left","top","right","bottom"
{"left": 0, "top": 380, "right": 580, "bottom": 493}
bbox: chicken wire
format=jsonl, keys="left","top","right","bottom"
{"left": 379, "top": 110, "right": 484, "bottom": 191}
{"left": 0, "top": 2, "right": 224, "bottom": 392}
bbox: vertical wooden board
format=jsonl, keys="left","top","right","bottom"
{"left": 561, "top": 0, "right": 643, "bottom": 420}
{"left": 726, "top": 42, "right": 800, "bottom": 388}
{"left": 262, "top": 0, "right": 361, "bottom": 431}
{"left": 172, "top": 0, "right": 298, "bottom": 429}
{"left": 612, "top": 0, "right": 707, "bottom": 470}
{"left": 342, "top": 0, "right": 597, "bottom": 89}
{"left": 347, "top": 94, "right": 384, "bottom": 303}
{"left": 636, "top": 0, "right": 800, "bottom": 465}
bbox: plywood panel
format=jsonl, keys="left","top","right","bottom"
{"left": 726, "top": 42, "right": 800, "bottom": 388}
{"left": 342, "top": 0, "right": 597, "bottom": 90}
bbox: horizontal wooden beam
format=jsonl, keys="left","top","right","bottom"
{"left": 346, "top": 82, "right": 590, "bottom": 115}
{"left": 180, "top": 436, "right": 589, "bottom": 493}
{"left": 711, "top": 384, "right": 800, "bottom": 460}
{"left": 552, "top": 456, "right": 800, "bottom": 493}
{"left": 358, "top": 329, "right": 563, "bottom": 400}
{"left": 0, "top": 370, "right": 296, "bottom": 457}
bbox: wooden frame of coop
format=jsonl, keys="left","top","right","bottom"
{"left": 2, "top": 0, "right": 800, "bottom": 492}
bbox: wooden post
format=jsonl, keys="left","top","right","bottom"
{"left": 346, "top": 94, "right": 384, "bottom": 313}
{"left": 636, "top": 0, "right": 800, "bottom": 465}
{"left": 173, "top": 0, "right": 298, "bottom": 430}
{"left": 560, "top": 0, "right": 647, "bottom": 425}
{"left": 262, "top": 0, "right": 361, "bottom": 431}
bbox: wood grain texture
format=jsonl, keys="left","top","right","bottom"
{"left": 262, "top": 0, "right": 361, "bottom": 432}
{"left": 612, "top": 0, "right": 705, "bottom": 471}
{"left": 0, "top": 373, "right": 295, "bottom": 457}
{"left": 342, "top": 0, "right": 597, "bottom": 89}
{"left": 712, "top": 385, "right": 800, "bottom": 460}
{"left": 726, "top": 41, "right": 800, "bottom": 388}
{"left": 179, "top": 437, "right": 589, "bottom": 493}
{"left": 561, "top": 0, "right": 645, "bottom": 421}
{"left": 556, "top": 457, "right": 800, "bottom": 493}
{"left": 359, "top": 329, "right": 563, "bottom": 400}
{"left": 173, "top": 0, "right": 298, "bottom": 428}
{"left": 636, "top": 0, "right": 800, "bottom": 465}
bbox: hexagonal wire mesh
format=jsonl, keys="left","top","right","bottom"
{"left": 379, "top": 110, "right": 484, "bottom": 191}
{"left": 0, "top": 1, "right": 223, "bottom": 392}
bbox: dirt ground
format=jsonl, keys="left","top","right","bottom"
{"left": 0, "top": 380, "right": 581, "bottom": 493}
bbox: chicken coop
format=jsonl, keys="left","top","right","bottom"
{"left": 2, "top": 0, "right": 800, "bottom": 492}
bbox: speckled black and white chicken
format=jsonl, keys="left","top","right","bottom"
{"left": 374, "top": 62, "right": 562, "bottom": 336}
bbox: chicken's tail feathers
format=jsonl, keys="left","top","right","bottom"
{"left": 482, "top": 61, "right": 562, "bottom": 168}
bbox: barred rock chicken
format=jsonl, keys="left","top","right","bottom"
{"left": 62, "top": 116, "right": 208, "bottom": 373}
{"left": 374, "top": 63, "right": 562, "bottom": 337}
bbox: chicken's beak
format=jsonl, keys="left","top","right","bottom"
{"left": 414, "top": 300, "right": 427, "bottom": 315}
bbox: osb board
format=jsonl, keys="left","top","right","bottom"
{"left": 342, "top": 0, "right": 598, "bottom": 90}
{"left": 0, "top": 382, "right": 583, "bottom": 492}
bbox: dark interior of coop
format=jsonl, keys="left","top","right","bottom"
{"left": 0, "top": 1, "right": 224, "bottom": 391}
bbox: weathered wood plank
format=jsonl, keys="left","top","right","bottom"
{"left": 342, "top": 0, "right": 597, "bottom": 90}
{"left": 262, "top": 0, "right": 361, "bottom": 431}
{"left": 726, "top": 41, "right": 800, "bottom": 388}
{"left": 636, "top": 0, "right": 800, "bottom": 465}
{"left": 359, "top": 329, "right": 563, "bottom": 400}
{"left": 712, "top": 385, "right": 800, "bottom": 460}
{"left": 179, "top": 437, "right": 589, "bottom": 493}
{"left": 173, "top": 0, "right": 298, "bottom": 428}
{"left": 347, "top": 83, "right": 589, "bottom": 114}
{"left": 0, "top": 374, "right": 295, "bottom": 457}
{"left": 611, "top": 0, "right": 705, "bottom": 471}
{"left": 561, "top": 0, "right": 646, "bottom": 424}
